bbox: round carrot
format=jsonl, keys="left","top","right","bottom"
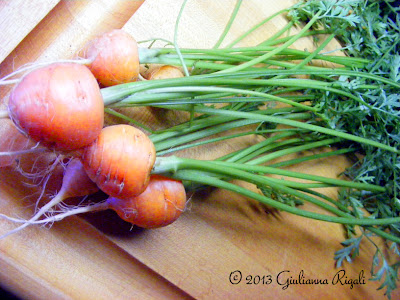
{"left": 146, "top": 65, "right": 184, "bottom": 80}
{"left": 80, "top": 29, "right": 140, "bottom": 86}
{"left": 108, "top": 174, "right": 186, "bottom": 228}
{"left": 7, "top": 63, "right": 104, "bottom": 152}
{"left": 81, "top": 124, "right": 156, "bottom": 199}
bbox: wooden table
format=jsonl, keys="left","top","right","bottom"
{"left": 0, "top": 1, "right": 397, "bottom": 299}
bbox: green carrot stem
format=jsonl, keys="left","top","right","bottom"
{"left": 113, "top": 85, "right": 318, "bottom": 112}
{"left": 247, "top": 137, "right": 342, "bottom": 165}
{"left": 268, "top": 148, "right": 356, "bottom": 168}
{"left": 227, "top": 7, "right": 291, "bottom": 47}
{"left": 151, "top": 106, "right": 310, "bottom": 152}
{"left": 366, "top": 227, "right": 400, "bottom": 244}
{"left": 190, "top": 106, "right": 399, "bottom": 154}
{"left": 225, "top": 131, "right": 299, "bottom": 163}
{"left": 164, "top": 167, "right": 400, "bottom": 228}
{"left": 272, "top": 33, "right": 337, "bottom": 81}
{"left": 198, "top": 69, "right": 398, "bottom": 88}
{"left": 150, "top": 114, "right": 236, "bottom": 144}
{"left": 262, "top": 177, "right": 332, "bottom": 189}
{"left": 142, "top": 56, "right": 235, "bottom": 71}
{"left": 154, "top": 118, "right": 257, "bottom": 152}
{"left": 154, "top": 156, "right": 385, "bottom": 193}
{"left": 213, "top": 0, "right": 243, "bottom": 48}
{"left": 173, "top": 0, "right": 190, "bottom": 76}
{"left": 104, "top": 108, "right": 154, "bottom": 133}
{"left": 156, "top": 128, "right": 282, "bottom": 156}
{"left": 231, "top": 137, "right": 315, "bottom": 164}
{"left": 208, "top": 160, "right": 385, "bottom": 193}
{"left": 215, "top": 128, "right": 306, "bottom": 162}
{"left": 102, "top": 68, "right": 399, "bottom": 106}
{"left": 295, "top": 187, "right": 350, "bottom": 212}
{"left": 260, "top": 30, "right": 333, "bottom": 46}
{"left": 264, "top": 20, "right": 296, "bottom": 45}
{"left": 217, "top": 10, "right": 323, "bottom": 73}
{"left": 143, "top": 44, "right": 369, "bottom": 68}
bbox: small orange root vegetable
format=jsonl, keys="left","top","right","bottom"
{"left": 2, "top": 175, "right": 187, "bottom": 230}
{"left": 81, "top": 124, "right": 156, "bottom": 199}
{"left": 80, "top": 29, "right": 140, "bottom": 86}
{"left": 144, "top": 65, "right": 189, "bottom": 123}
{"left": 146, "top": 65, "right": 184, "bottom": 80}
{"left": 7, "top": 62, "right": 104, "bottom": 152}
{"left": 108, "top": 175, "right": 186, "bottom": 228}
{"left": 0, "top": 158, "right": 99, "bottom": 239}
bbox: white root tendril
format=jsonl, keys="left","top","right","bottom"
{"left": 0, "top": 157, "right": 101, "bottom": 239}
{"left": 0, "top": 214, "right": 30, "bottom": 223}
{"left": 0, "top": 145, "right": 47, "bottom": 157}
{"left": 0, "top": 157, "right": 62, "bottom": 238}
{"left": 14, "top": 152, "right": 55, "bottom": 183}
{"left": 183, "top": 192, "right": 194, "bottom": 212}
{"left": 32, "top": 155, "right": 64, "bottom": 213}
{"left": 0, "top": 201, "right": 109, "bottom": 239}
{"left": 0, "top": 58, "right": 94, "bottom": 86}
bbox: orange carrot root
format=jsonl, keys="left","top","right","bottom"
{"left": 81, "top": 124, "right": 156, "bottom": 199}
{"left": 108, "top": 174, "right": 187, "bottom": 228}
{"left": 7, "top": 62, "right": 104, "bottom": 152}
{"left": 80, "top": 29, "right": 140, "bottom": 86}
{"left": 146, "top": 65, "right": 184, "bottom": 80}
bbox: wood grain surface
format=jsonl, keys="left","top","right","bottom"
{"left": 0, "top": 0, "right": 59, "bottom": 62}
{"left": 0, "top": 1, "right": 397, "bottom": 299}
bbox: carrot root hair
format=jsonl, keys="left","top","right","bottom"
{"left": 0, "top": 157, "right": 99, "bottom": 239}
{"left": 0, "top": 58, "right": 94, "bottom": 86}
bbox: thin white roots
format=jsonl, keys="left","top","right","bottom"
{"left": 32, "top": 155, "right": 64, "bottom": 213}
{"left": 0, "top": 142, "right": 47, "bottom": 157}
{"left": 184, "top": 192, "right": 194, "bottom": 213}
{"left": 0, "top": 200, "right": 109, "bottom": 239}
{"left": 14, "top": 151, "right": 60, "bottom": 183}
{"left": 0, "top": 58, "right": 93, "bottom": 86}
{"left": 0, "top": 154, "right": 65, "bottom": 236}
{"left": 0, "top": 155, "right": 103, "bottom": 239}
{"left": 4, "top": 152, "right": 63, "bottom": 215}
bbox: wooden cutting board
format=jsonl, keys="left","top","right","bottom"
{"left": 0, "top": 1, "right": 397, "bottom": 299}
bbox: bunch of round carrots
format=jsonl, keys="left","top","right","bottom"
{"left": 2, "top": 2, "right": 400, "bottom": 296}
{"left": 0, "top": 29, "right": 188, "bottom": 238}
{"left": 0, "top": 26, "right": 398, "bottom": 239}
